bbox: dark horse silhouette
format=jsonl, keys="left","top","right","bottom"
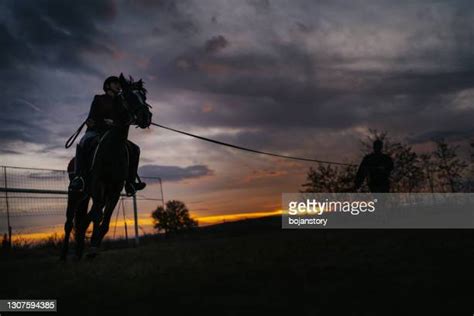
{"left": 61, "top": 74, "right": 152, "bottom": 260}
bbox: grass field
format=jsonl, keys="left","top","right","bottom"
{"left": 2, "top": 216, "right": 474, "bottom": 315}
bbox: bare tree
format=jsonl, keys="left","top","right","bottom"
{"left": 302, "top": 164, "right": 357, "bottom": 193}
{"left": 468, "top": 140, "right": 474, "bottom": 192}
{"left": 432, "top": 139, "right": 467, "bottom": 192}
{"left": 419, "top": 153, "right": 436, "bottom": 193}
{"left": 302, "top": 130, "right": 471, "bottom": 194}
{"left": 360, "top": 129, "right": 397, "bottom": 156}
{"left": 391, "top": 144, "right": 424, "bottom": 192}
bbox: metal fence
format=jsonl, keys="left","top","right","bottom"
{"left": 0, "top": 166, "right": 164, "bottom": 247}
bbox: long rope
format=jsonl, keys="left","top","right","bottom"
{"left": 150, "top": 122, "right": 355, "bottom": 166}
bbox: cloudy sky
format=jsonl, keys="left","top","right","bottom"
{"left": 2, "top": 0, "right": 474, "bottom": 218}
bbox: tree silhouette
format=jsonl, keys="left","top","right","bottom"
{"left": 302, "top": 164, "right": 357, "bottom": 193}
{"left": 302, "top": 129, "right": 474, "bottom": 193}
{"left": 468, "top": 140, "right": 474, "bottom": 192}
{"left": 432, "top": 139, "right": 467, "bottom": 192}
{"left": 419, "top": 153, "right": 436, "bottom": 193}
{"left": 151, "top": 200, "right": 198, "bottom": 235}
{"left": 391, "top": 143, "right": 423, "bottom": 193}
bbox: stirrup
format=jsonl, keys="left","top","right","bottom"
{"left": 125, "top": 182, "right": 136, "bottom": 196}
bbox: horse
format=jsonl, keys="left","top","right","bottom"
{"left": 61, "top": 74, "right": 152, "bottom": 260}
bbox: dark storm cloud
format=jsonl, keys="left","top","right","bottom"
{"left": 0, "top": 96, "right": 54, "bottom": 152}
{"left": 145, "top": 0, "right": 474, "bottom": 149}
{"left": 139, "top": 164, "right": 214, "bottom": 182}
{"left": 370, "top": 71, "right": 474, "bottom": 95}
{"left": 0, "top": 24, "right": 34, "bottom": 69}
{"left": 131, "top": 0, "right": 199, "bottom": 36}
{"left": 0, "top": 0, "right": 204, "bottom": 156}
{"left": 204, "top": 35, "right": 229, "bottom": 54}
{"left": 156, "top": 50, "right": 453, "bottom": 135}
{"left": 158, "top": 42, "right": 474, "bottom": 109}
{"left": 3, "top": 0, "right": 474, "bottom": 163}
{"left": 407, "top": 128, "right": 474, "bottom": 144}
{"left": 246, "top": 0, "right": 271, "bottom": 14}
{"left": 1, "top": 0, "right": 115, "bottom": 74}
{"left": 0, "top": 0, "right": 118, "bottom": 151}
{"left": 0, "top": 118, "right": 50, "bottom": 144}
{"left": 155, "top": 43, "right": 324, "bottom": 111}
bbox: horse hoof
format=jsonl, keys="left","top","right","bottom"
{"left": 72, "top": 254, "right": 82, "bottom": 262}
{"left": 86, "top": 247, "right": 99, "bottom": 259}
{"left": 86, "top": 253, "right": 98, "bottom": 260}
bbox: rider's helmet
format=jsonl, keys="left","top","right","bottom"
{"left": 103, "top": 76, "right": 120, "bottom": 92}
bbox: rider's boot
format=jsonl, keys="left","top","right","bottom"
{"left": 69, "top": 146, "right": 86, "bottom": 192}
{"left": 125, "top": 176, "right": 146, "bottom": 196}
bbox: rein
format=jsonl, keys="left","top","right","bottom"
{"left": 65, "top": 120, "right": 86, "bottom": 149}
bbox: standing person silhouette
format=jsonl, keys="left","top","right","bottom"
{"left": 354, "top": 140, "right": 394, "bottom": 193}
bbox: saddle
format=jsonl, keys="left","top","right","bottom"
{"left": 68, "top": 130, "right": 133, "bottom": 197}
{"left": 86, "top": 132, "right": 130, "bottom": 176}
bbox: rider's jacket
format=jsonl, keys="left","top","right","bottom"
{"left": 355, "top": 152, "right": 394, "bottom": 190}
{"left": 86, "top": 94, "right": 129, "bottom": 134}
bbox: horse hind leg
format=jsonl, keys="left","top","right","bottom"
{"left": 60, "top": 191, "right": 83, "bottom": 261}
{"left": 74, "top": 195, "right": 90, "bottom": 260}
{"left": 60, "top": 218, "right": 73, "bottom": 261}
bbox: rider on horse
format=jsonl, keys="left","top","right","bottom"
{"left": 68, "top": 76, "right": 146, "bottom": 196}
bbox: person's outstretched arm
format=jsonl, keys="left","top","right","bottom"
{"left": 354, "top": 156, "right": 368, "bottom": 190}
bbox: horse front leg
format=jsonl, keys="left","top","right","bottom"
{"left": 97, "top": 191, "right": 121, "bottom": 247}
{"left": 87, "top": 199, "right": 105, "bottom": 258}
{"left": 60, "top": 219, "right": 73, "bottom": 261}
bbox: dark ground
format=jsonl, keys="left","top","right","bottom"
{"left": 1, "top": 216, "right": 474, "bottom": 315}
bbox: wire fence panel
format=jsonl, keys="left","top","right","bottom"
{"left": 0, "top": 166, "right": 164, "bottom": 242}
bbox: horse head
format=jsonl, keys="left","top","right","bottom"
{"left": 119, "top": 73, "right": 152, "bottom": 129}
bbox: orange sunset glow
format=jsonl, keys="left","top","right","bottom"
{"left": 11, "top": 209, "right": 283, "bottom": 243}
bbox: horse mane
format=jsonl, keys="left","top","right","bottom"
{"left": 127, "top": 75, "right": 147, "bottom": 95}
{"left": 119, "top": 73, "right": 147, "bottom": 95}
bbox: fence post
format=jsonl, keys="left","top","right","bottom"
{"left": 132, "top": 193, "right": 139, "bottom": 246}
{"left": 3, "top": 167, "right": 12, "bottom": 248}
{"left": 122, "top": 199, "right": 128, "bottom": 243}
{"left": 159, "top": 177, "right": 165, "bottom": 207}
